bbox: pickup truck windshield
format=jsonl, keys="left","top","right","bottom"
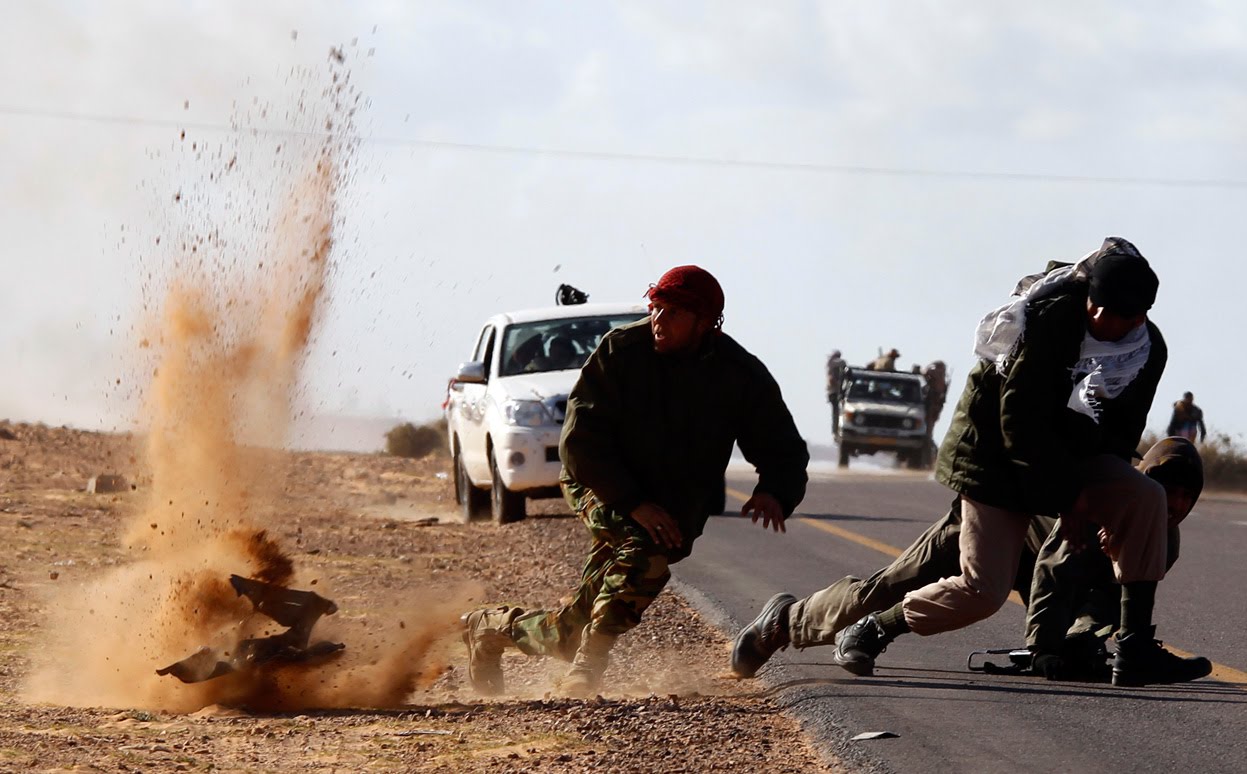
{"left": 846, "top": 376, "right": 922, "bottom": 404}
{"left": 499, "top": 314, "right": 646, "bottom": 376}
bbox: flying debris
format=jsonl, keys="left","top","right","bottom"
{"left": 156, "top": 574, "right": 344, "bottom": 683}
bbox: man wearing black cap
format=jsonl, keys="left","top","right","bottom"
{"left": 462, "top": 265, "right": 809, "bottom": 697}
{"left": 734, "top": 237, "right": 1209, "bottom": 687}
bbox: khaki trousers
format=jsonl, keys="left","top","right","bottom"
{"left": 788, "top": 502, "right": 1048, "bottom": 649}
{"left": 1024, "top": 520, "right": 1181, "bottom": 653}
{"left": 904, "top": 454, "right": 1167, "bottom": 636}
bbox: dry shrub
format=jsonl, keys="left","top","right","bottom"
{"left": 1194, "top": 433, "right": 1247, "bottom": 492}
{"left": 385, "top": 418, "right": 447, "bottom": 459}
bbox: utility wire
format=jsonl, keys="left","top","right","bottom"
{"left": 4, "top": 103, "right": 1247, "bottom": 190}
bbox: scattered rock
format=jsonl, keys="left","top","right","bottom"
{"left": 851, "top": 730, "right": 899, "bottom": 741}
{"left": 0, "top": 427, "right": 17, "bottom": 441}
{"left": 87, "top": 474, "right": 129, "bottom": 494}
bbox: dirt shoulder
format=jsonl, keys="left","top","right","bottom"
{"left": 0, "top": 422, "right": 840, "bottom": 773}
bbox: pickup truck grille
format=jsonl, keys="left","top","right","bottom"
{"left": 860, "top": 415, "right": 909, "bottom": 430}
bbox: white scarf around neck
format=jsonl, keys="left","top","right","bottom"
{"left": 972, "top": 255, "right": 1151, "bottom": 423}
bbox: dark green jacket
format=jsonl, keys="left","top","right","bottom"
{"left": 936, "top": 280, "right": 1166, "bottom": 515}
{"left": 560, "top": 318, "right": 809, "bottom": 550}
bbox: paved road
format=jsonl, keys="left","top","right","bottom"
{"left": 674, "top": 468, "right": 1247, "bottom": 774}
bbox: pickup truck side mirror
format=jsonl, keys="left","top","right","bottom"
{"left": 456, "top": 361, "right": 487, "bottom": 385}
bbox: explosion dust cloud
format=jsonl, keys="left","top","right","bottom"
{"left": 25, "top": 50, "right": 467, "bottom": 713}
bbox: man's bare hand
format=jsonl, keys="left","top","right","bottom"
{"left": 1097, "top": 527, "right": 1122, "bottom": 562}
{"left": 630, "top": 502, "right": 683, "bottom": 549}
{"left": 741, "top": 492, "right": 786, "bottom": 533}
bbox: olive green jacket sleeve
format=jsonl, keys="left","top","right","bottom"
{"left": 559, "top": 337, "right": 644, "bottom": 516}
{"left": 1000, "top": 300, "right": 1167, "bottom": 515}
{"left": 998, "top": 295, "right": 1086, "bottom": 514}
{"left": 735, "top": 359, "right": 809, "bottom": 517}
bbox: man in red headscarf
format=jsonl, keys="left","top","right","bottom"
{"left": 462, "top": 265, "right": 810, "bottom": 697}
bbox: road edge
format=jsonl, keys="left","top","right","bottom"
{"left": 668, "top": 575, "right": 895, "bottom": 774}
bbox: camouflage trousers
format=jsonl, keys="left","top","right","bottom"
{"left": 509, "top": 481, "right": 672, "bottom": 662}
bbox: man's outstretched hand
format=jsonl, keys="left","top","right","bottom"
{"left": 741, "top": 492, "right": 786, "bottom": 533}
{"left": 630, "top": 502, "right": 683, "bottom": 549}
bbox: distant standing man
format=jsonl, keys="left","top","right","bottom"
{"left": 1166, "top": 392, "right": 1207, "bottom": 442}
{"left": 867, "top": 348, "right": 900, "bottom": 372}
{"left": 462, "top": 265, "right": 809, "bottom": 697}
{"left": 826, "top": 350, "right": 846, "bottom": 437}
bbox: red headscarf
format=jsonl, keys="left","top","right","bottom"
{"left": 645, "top": 265, "right": 725, "bottom": 323}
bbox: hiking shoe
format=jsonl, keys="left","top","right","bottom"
{"left": 832, "top": 614, "right": 893, "bottom": 677}
{"left": 1112, "top": 627, "right": 1212, "bottom": 687}
{"left": 731, "top": 593, "right": 796, "bottom": 678}
{"left": 559, "top": 627, "right": 615, "bottom": 699}
{"left": 460, "top": 608, "right": 513, "bottom": 696}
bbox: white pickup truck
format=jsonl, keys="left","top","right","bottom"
{"left": 446, "top": 302, "right": 648, "bottom": 523}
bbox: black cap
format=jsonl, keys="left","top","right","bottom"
{"left": 1087, "top": 238, "right": 1158, "bottom": 316}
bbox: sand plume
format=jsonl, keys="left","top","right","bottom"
{"left": 25, "top": 50, "right": 465, "bottom": 713}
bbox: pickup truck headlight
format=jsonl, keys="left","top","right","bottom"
{"left": 503, "top": 399, "right": 552, "bottom": 427}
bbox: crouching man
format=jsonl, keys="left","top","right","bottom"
{"left": 462, "top": 265, "right": 809, "bottom": 697}
{"left": 1025, "top": 436, "right": 1207, "bottom": 680}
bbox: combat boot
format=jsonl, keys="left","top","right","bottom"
{"left": 1112, "top": 627, "right": 1212, "bottom": 687}
{"left": 460, "top": 607, "right": 517, "bottom": 696}
{"left": 831, "top": 614, "right": 894, "bottom": 677}
{"left": 561, "top": 626, "right": 615, "bottom": 699}
{"left": 1060, "top": 630, "right": 1112, "bottom": 682}
{"left": 731, "top": 593, "right": 796, "bottom": 678}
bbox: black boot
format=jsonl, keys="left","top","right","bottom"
{"left": 1059, "top": 630, "right": 1112, "bottom": 682}
{"left": 1112, "top": 627, "right": 1212, "bottom": 687}
{"left": 832, "top": 614, "right": 895, "bottom": 677}
{"left": 731, "top": 593, "right": 796, "bottom": 678}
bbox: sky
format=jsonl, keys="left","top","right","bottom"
{"left": 2, "top": 1, "right": 1246, "bottom": 452}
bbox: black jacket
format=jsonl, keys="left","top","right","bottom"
{"left": 560, "top": 319, "right": 809, "bottom": 547}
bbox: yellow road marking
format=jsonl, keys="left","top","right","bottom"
{"left": 724, "top": 487, "right": 1247, "bottom": 685}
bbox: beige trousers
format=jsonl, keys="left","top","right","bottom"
{"left": 903, "top": 454, "right": 1167, "bottom": 636}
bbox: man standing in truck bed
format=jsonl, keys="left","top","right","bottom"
{"left": 462, "top": 265, "right": 809, "bottom": 697}
{"left": 827, "top": 349, "right": 846, "bottom": 436}
{"left": 867, "top": 348, "right": 901, "bottom": 372}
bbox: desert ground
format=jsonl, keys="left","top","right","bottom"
{"left": 0, "top": 420, "right": 838, "bottom": 773}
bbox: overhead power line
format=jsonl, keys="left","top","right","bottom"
{"left": 4, "top": 103, "right": 1247, "bottom": 190}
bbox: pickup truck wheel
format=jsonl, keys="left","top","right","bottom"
{"left": 490, "top": 450, "right": 526, "bottom": 524}
{"left": 838, "top": 443, "right": 850, "bottom": 468}
{"left": 456, "top": 448, "right": 489, "bottom": 521}
{"left": 903, "top": 449, "right": 924, "bottom": 470}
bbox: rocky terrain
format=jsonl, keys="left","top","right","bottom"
{"left": 0, "top": 420, "right": 838, "bottom": 772}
